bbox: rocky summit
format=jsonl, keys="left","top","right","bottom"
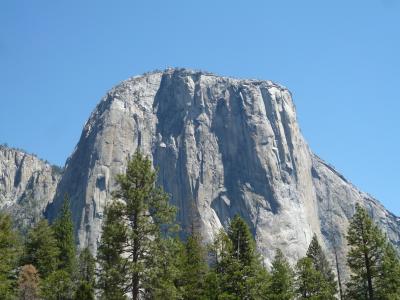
{"left": 1, "top": 68, "right": 399, "bottom": 275}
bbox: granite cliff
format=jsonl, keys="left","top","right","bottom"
{"left": 2, "top": 69, "right": 399, "bottom": 275}
{"left": 0, "top": 145, "right": 61, "bottom": 230}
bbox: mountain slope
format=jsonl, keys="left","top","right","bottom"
{"left": 0, "top": 145, "right": 61, "bottom": 230}
{"left": 43, "top": 68, "right": 399, "bottom": 275}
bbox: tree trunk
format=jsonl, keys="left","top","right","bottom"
{"left": 361, "top": 224, "right": 374, "bottom": 300}
{"left": 364, "top": 250, "right": 374, "bottom": 300}
{"left": 131, "top": 211, "right": 140, "bottom": 300}
{"left": 334, "top": 247, "right": 344, "bottom": 300}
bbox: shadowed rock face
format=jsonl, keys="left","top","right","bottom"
{"left": 3, "top": 68, "right": 398, "bottom": 272}
{"left": 43, "top": 68, "right": 400, "bottom": 272}
{"left": 0, "top": 146, "right": 61, "bottom": 230}
{"left": 44, "top": 69, "right": 316, "bottom": 262}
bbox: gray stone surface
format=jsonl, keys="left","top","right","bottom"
{"left": 43, "top": 68, "right": 400, "bottom": 270}
{"left": 0, "top": 145, "right": 61, "bottom": 230}
{"left": 312, "top": 154, "right": 400, "bottom": 276}
{"left": 1, "top": 68, "right": 398, "bottom": 271}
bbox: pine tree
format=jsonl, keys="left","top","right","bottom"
{"left": 97, "top": 201, "right": 128, "bottom": 300}
{"left": 74, "top": 247, "right": 95, "bottom": 300}
{"left": 267, "top": 249, "right": 294, "bottom": 300}
{"left": 346, "top": 204, "right": 386, "bottom": 300}
{"left": 53, "top": 195, "right": 77, "bottom": 276}
{"left": 0, "top": 213, "right": 21, "bottom": 299}
{"left": 227, "top": 215, "right": 257, "bottom": 266}
{"left": 40, "top": 269, "right": 74, "bottom": 300}
{"left": 180, "top": 232, "right": 208, "bottom": 300}
{"left": 97, "top": 152, "right": 178, "bottom": 300}
{"left": 78, "top": 247, "right": 95, "bottom": 285}
{"left": 208, "top": 215, "right": 268, "bottom": 299}
{"left": 18, "top": 264, "right": 40, "bottom": 300}
{"left": 74, "top": 282, "right": 94, "bottom": 300}
{"left": 227, "top": 215, "right": 268, "bottom": 299}
{"left": 206, "top": 229, "right": 233, "bottom": 299}
{"left": 204, "top": 271, "right": 219, "bottom": 300}
{"left": 145, "top": 237, "right": 184, "bottom": 299}
{"left": 295, "top": 257, "right": 325, "bottom": 299}
{"left": 24, "top": 219, "right": 59, "bottom": 279}
{"left": 375, "top": 243, "right": 400, "bottom": 299}
{"left": 306, "top": 234, "right": 337, "bottom": 298}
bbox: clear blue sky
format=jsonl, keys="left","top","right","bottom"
{"left": 1, "top": 0, "right": 399, "bottom": 215}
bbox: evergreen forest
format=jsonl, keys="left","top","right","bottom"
{"left": 1, "top": 152, "right": 399, "bottom": 300}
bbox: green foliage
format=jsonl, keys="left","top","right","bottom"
{"left": 74, "top": 247, "right": 95, "bottom": 300}
{"left": 53, "top": 195, "right": 77, "bottom": 276}
{"left": 78, "top": 247, "right": 95, "bottom": 284}
{"left": 295, "top": 257, "right": 331, "bottom": 299}
{"left": 227, "top": 215, "right": 268, "bottom": 299}
{"left": 294, "top": 236, "right": 337, "bottom": 299}
{"left": 40, "top": 269, "right": 74, "bottom": 300}
{"left": 346, "top": 204, "right": 386, "bottom": 300}
{"left": 27, "top": 196, "right": 78, "bottom": 299}
{"left": 74, "top": 281, "right": 94, "bottom": 300}
{"left": 306, "top": 235, "right": 337, "bottom": 298}
{"left": 179, "top": 232, "right": 209, "bottom": 300}
{"left": 4, "top": 154, "right": 400, "bottom": 300}
{"left": 97, "top": 152, "right": 178, "bottom": 300}
{"left": 375, "top": 243, "right": 400, "bottom": 299}
{"left": 144, "top": 237, "right": 184, "bottom": 299}
{"left": 97, "top": 201, "right": 128, "bottom": 300}
{"left": 267, "top": 249, "right": 294, "bottom": 300}
{"left": 24, "top": 219, "right": 59, "bottom": 278}
{"left": 227, "top": 215, "right": 257, "bottom": 266}
{"left": 208, "top": 216, "right": 268, "bottom": 299}
{"left": 208, "top": 228, "right": 238, "bottom": 299}
{"left": 0, "top": 213, "right": 21, "bottom": 299}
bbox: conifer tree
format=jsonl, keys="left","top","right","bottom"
{"left": 227, "top": 215, "right": 257, "bottom": 266}
{"left": 295, "top": 257, "right": 325, "bottom": 299}
{"left": 74, "top": 282, "right": 94, "bottom": 300}
{"left": 40, "top": 269, "right": 74, "bottom": 300}
{"left": 227, "top": 215, "right": 268, "bottom": 299}
{"left": 78, "top": 247, "right": 95, "bottom": 284}
{"left": 306, "top": 234, "right": 337, "bottom": 297}
{"left": 0, "top": 213, "right": 21, "bottom": 299}
{"left": 375, "top": 243, "right": 400, "bottom": 299}
{"left": 145, "top": 236, "right": 183, "bottom": 299}
{"left": 97, "top": 201, "right": 128, "bottom": 300}
{"left": 180, "top": 232, "right": 208, "bottom": 300}
{"left": 346, "top": 204, "right": 386, "bottom": 300}
{"left": 208, "top": 215, "right": 268, "bottom": 299}
{"left": 206, "top": 229, "right": 233, "bottom": 299}
{"left": 53, "top": 195, "right": 77, "bottom": 276}
{"left": 267, "top": 249, "right": 294, "bottom": 300}
{"left": 74, "top": 247, "right": 95, "bottom": 300}
{"left": 18, "top": 264, "right": 40, "bottom": 300}
{"left": 24, "top": 219, "right": 59, "bottom": 279}
{"left": 97, "top": 152, "right": 177, "bottom": 300}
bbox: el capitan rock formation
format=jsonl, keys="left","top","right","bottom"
{"left": 2, "top": 69, "right": 399, "bottom": 276}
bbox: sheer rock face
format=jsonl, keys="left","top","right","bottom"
{"left": 0, "top": 146, "right": 61, "bottom": 229}
{"left": 44, "top": 68, "right": 400, "bottom": 268}
{"left": 7, "top": 68, "right": 395, "bottom": 269}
